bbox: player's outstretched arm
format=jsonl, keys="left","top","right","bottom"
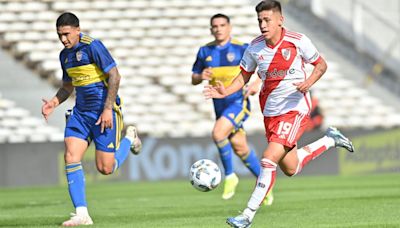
{"left": 203, "top": 70, "right": 252, "bottom": 99}
{"left": 96, "top": 67, "right": 120, "bottom": 133}
{"left": 41, "top": 81, "right": 73, "bottom": 121}
{"left": 294, "top": 57, "right": 327, "bottom": 93}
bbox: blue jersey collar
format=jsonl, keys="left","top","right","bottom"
{"left": 215, "top": 38, "right": 232, "bottom": 50}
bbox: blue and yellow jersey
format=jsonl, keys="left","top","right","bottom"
{"left": 192, "top": 38, "right": 248, "bottom": 114}
{"left": 60, "top": 33, "right": 118, "bottom": 111}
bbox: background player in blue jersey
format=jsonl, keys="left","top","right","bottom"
{"left": 41, "top": 12, "right": 142, "bottom": 226}
{"left": 192, "top": 14, "right": 272, "bottom": 204}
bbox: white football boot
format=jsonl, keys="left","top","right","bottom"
{"left": 62, "top": 213, "right": 93, "bottom": 226}
{"left": 126, "top": 125, "right": 142, "bottom": 155}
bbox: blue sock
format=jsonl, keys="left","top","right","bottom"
{"left": 113, "top": 137, "right": 131, "bottom": 172}
{"left": 66, "top": 162, "right": 86, "bottom": 208}
{"left": 241, "top": 150, "right": 261, "bottom": 177}
{"left": 215, "top": 138, "right": 234, "bottom": 176}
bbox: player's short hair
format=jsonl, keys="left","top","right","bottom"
{"left": 210, "top": 13, "right": 230, "bottom": 26}
{"left": 56, "top": 12, "right": 79, "bottom": 28}
{"left": 255, "top": 0, "right": 282, "bottom": 14}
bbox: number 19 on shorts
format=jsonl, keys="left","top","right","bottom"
{"left": 277, "top": 121, "right": 292, "bottom": 138}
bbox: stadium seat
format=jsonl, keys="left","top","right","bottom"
{"left": 0, "top": 0, "right": 399, "bottom": 140}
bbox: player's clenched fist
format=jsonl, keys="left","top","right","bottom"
{"left": 201, "top": 67, "right": 213, "bottom": 81}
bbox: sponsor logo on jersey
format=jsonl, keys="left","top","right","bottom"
{"left": 64, "top": 58, "right": 68, "bottom": 64}
{"left": 258, "top": 55, "right": 264, "bottom": 61}
{"left": 258, "top": 182, "right": 265, "bottom": 188}
{"left": 226, "top": 52, "right": 235, "bottom": 62}
{"left": 281, "top": 48, "right": 291, "bottom": 61}
{"left": 205, "top": 56, "right": 212, "bottom": 62}
{"left": 107, "top": 142, "right": 115, "bottom": 149}
{"left": 265, "top": 68, "right": 296, "bottom": 78}
{"left": 76, "top": 51, "right": 82, "bottom": 62}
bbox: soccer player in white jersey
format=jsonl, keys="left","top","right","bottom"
{"left": 203, "top": 1, "right": 354, "bottom": 227}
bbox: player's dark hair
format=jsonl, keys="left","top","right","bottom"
{"left": 56, "top": 12, "right": 79, "bottom": 28}
{"left": 255, "top": 0, "right": 282, "bottom": 14}
{"left": 210, "top": 13, "right": 230, "bottom": 26}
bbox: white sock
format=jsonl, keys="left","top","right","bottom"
{"left": 243, "top": 208, "right": 257, "bottom": 222}
{"left": 76, "top": 206, "right": 89, "bottom": 216}
{"left": 294, "top": 136, "right": 335, "bottom": 175}
{"left": 124, "top": 136, "right": 134, "bottom": 144}
{"left": 225, "top": 173, "right": 236, "bottom": 180}
{"left": 246, "top": 158, "right": 277, "bottom": 215}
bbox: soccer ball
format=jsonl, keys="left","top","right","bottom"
{"left": 189, "top": 159, "right": 222, "bottom": 192}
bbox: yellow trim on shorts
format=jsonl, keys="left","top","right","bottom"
{"left": 114, "top": 102, "right": 123, "bottom": 150}
{"left": 234, "top": 99, "right": 251, "bottom": 124}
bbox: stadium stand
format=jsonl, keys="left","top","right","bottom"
{"left": 0, "top": 0, "right": 399, "bottom": 141}
{"left": 0, "top": 93, "right": 63, "bottom": 143}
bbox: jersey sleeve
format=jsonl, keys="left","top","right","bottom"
{"left": 89, "top": 39, "right": 116, "bottom": 73}
{"left": 240, "top": 46, "right": 256, "bottom": 74}
{"left": 299, "top": 34, "right": 320, "bottom": 64}
{"left": 192, "top": 48, "right": 204, "bottom": 74}
{"left": 59, "top": 52, "right": 71, "bottom": 82}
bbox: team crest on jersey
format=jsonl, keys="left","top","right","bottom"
{"left": 64, "top": 58, "right": 68, "bottom": 63}
{"left": 76, "top": 51, "right": 82, "bottom": 62}
{"left": 205, "top": 56, "right": 212, "bottom": 62}
{"left": 226, "top": 52, "right": 235, "bottom": 62}
{"left": 281, "top": 48, "right": 291, "bottom": 61}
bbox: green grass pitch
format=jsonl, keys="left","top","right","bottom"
{"left": 0, "top": 173, "right": 399, "bottom": 227}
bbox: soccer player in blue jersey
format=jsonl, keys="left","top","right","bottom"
{"left": 192, "top": 14, "right": 273, "bottom": 204}
{"left": 41, "top": 12, "right": 142, "bottom": 226}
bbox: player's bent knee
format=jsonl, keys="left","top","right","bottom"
{"left": 212, "top": 130, "right": 226, "bottom": 142}
{"left": 64, "top": 151, "right": 80, "bottom": 164}
{"left": 282, "top": 168, "right": 296, "bottom": 177}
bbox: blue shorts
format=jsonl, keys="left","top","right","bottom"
{"left": 215, "top": 99, "right": 251, "bottom": 132}
{"left": 65, "top": 106, "right": 124, "bottom": 153}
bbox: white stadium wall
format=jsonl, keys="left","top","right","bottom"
{"left": 308, "top": 0, "right": 400, "bottom": 75}
{"left": 0, "top": 131, "right": 337, "bottom": 187}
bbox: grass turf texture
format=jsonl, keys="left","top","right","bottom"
{"left": 0, "top": 173, "right": 399, "bottom": 227}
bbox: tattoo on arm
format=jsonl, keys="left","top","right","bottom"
{"left": 55, "top": 87, "right": 71, "bottom": 104}
{"left": 105, "top": 68, "right": 120, "bottom": 110}
{"left": 309, "top": 60, "right": 327, "bottom": 84}
{"left": 315, "top": 62, "right": 326, "bottom": 77}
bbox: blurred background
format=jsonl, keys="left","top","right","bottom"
{"left": 0, "top": 0, "right": 399, "bottom": 187}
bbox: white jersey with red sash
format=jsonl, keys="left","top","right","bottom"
{"left": 240, "top": 28, "right": 322, "bottom": 117}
